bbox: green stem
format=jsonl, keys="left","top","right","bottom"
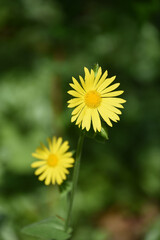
{"left": 65, "top": 133, "right": 84, "bottom": 231}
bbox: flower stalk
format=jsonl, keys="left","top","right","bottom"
{"left": 65, "top": 133, "right": 85, "bottom": 231}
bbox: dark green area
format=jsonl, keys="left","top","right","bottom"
{"left": 0, "top": 0, "right": 160, "bottom": 239}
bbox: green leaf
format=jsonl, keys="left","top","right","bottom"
{"left": 93, "top": 63, "right": 99, "bottom": 77}
{"left": 22, "top": 216, "right": 72, "bottom": 240}
{"left": 100, "top": 124, "right": 109, "bottom": 141}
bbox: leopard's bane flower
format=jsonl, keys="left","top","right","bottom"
{"left": 31, "top": 137, "right": 74, "bottom": 185}
{"left": 68, "top": 67, "right": 126, "bottom": 132}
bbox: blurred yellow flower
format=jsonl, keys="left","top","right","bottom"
{"left": 31, "top": 137, "right": 74, "bottom": 185}
{"left": 68, "top": 67, "right": 126, "bottom": 132}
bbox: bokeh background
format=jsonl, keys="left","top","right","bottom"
{"left": 0, "top": 0, "right": 160, "bottom": 239}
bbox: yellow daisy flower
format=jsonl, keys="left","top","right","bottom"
{"left": 31, "top": 137, "right": 74, "bottom": 185}
{"left": 68, "top": 67, "right": 126, "bottom": 132}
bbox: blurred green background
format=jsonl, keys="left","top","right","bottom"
{"left": 0, "top": 0, "right": 160, "bottom": 239}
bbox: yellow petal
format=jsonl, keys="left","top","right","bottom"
{"left": 102, "top": 98, "right": 124, "bottom": 109}
{"left": 71, "top": 103, "right": 85, "bottom": 116}
{"left": 31, "top": 161, "right": 46, "bottom": 168}
{"left": 62, "top": 152, "right": 73, "bottom": 158}
{"left": 71, "top": 104, "right": 85, "bottom": 122}
{"left": 40, "top": 143, "right": 50, "bottom": 154}
{"left": 71, "top": 113, "right": 79, "bottom": 122}
{"left": 69, "top": 82, "right": 85, "bottom": 95}
{"left": 99, "top": 104, "right": 120, "bottom": 122}
{"left": 91, "top": 109, "right": 101, "bottom": 132}
{"left": 53, "top": 137, "right": 63, "bottom": 153}
{"left": 35, "top": 165, "right": 47, "bottom": 175}
{"left": 61, "top": 157, "right": 74, "bottom": 164}
{"left": 62, "top": 163, "right": 74, "bottom": 168}
{"left": 98, "top": 105, "right": 113, "bottom": 127}
{"left": 103, "top": 97, "right": 126, "bottom": 104}
{"left": 100, "top": 83, "right": 120, "bottom": 96}
{"left": 55, "top": 172, "right": 63, "bottom": 185}
{"left": 72, "top": 77, "right": 86, "bottom": 94}
{"left": 102, "top": 100, "right": 122, "bottom": 115}
{"left": 102, "top": 90, "right": 124, "bottom": 97}
{"left": 38, "top": 169, "right": 49, "bottom": 181}
{"left": 79, "top": 75, "right": 88, "bottom": 92}
{"left": 84, "top": 67, "right": 92, "bottom": 89}
{"left": 68, "top": 90, "right": 83, "bottom": 98}
{"left": 82, "top": 108, "right": 92, "bottom": 131}
{"left": 94, "top": 67, "right": 102, "bottom": 86}
{"left": 75, "top": 106, "right": 87, "bottom": 125}
{"left": 58, "top": 141, "right": 69, "bottom": 155}
{"left": 58, "top": 168, "right": 67, "bottom": 180}
{"left": 108, "top": 106, "right": 121, "bottom": 115}
{"left": 90, "top": 69, "right": 95, "bottom": 85}
{"left": 52, "top": 136, "right": 57, "bottom": 148}
{"left": 45, "top": 169, "right": 52, "bottom": 185}
{"left": 102, "top": 82, "right": 120, "bottom": 94}
{"left": 63, "top": 168, "right": 69, "bottom": 174}
{"left": 32, "top": 153, "right": 47, "bottom": 160}
{"left": 52, "top": 173, "right": 56, "bottom": 184}
{"left": 97, "top": 76, "right": 116, "bottom": 92}
{"left": 95, "top": 70, "right": 108, "bottom": 89}
{"left": 47, "top": 138, "right": 54, "bottom": 152}
{"left": 107, "top": 111, "right": 120, "bottom": 122}
{"left": 84, "top": 67, "right": 90, "bottom": 80}
{"left": 68, "top": 98, "right": 84, "bottom": 108}
{"left": 35, "top": 148, "right": 47, "bottom": 157}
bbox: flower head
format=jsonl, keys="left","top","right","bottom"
{"left": 31, "top": 137, "right": 74, "bottom": 185}
{"left": 68, "top": 67, "right": 126, "bottom": 132}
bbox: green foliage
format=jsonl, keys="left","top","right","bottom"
{"left": 22, "top": 216, "right": 71, "bottom": 240}
{"left": 99, "top": 124, "right": 109, "bottom": 141}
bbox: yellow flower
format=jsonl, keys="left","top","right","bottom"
{"left": 68, "top": 67, "right": 126, "bottom": 132}
{"left": 31, "top": 137, "right": 74, "bottom": 185}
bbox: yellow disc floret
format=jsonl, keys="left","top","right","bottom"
{"left": 85, "top": 90, "right": 101, "bottom": 109}
{"left": 47, "top": 154, "right": 58, "bottom": 167}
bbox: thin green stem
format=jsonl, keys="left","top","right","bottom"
{"left": 65, "top": 133, "right": 84, "bottom": 231}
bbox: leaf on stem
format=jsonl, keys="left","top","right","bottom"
{"left": 22, "top": 216, "right": 72, "bottom": 240}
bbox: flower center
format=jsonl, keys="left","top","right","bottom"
{"left": 85, "top": 90, "right": 101, "bottom": 108}
{"left": 47, "top": 154, "right": 58, "bottom": 167}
